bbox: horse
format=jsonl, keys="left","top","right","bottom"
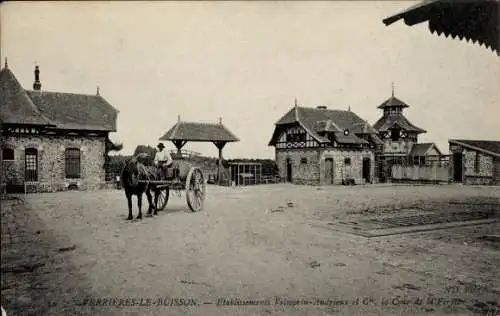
{"left": 120, "top": 153, "right": 161, "bottom": 220}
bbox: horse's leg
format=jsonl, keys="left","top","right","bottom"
{"left": 146, "top": 189, "right": 155, "bottom": 216}
{"left": 137, "top": 192, "right": 143, "bottom": 220}
{"left": 154, "top": 189, "right": 159, "bottom": 211}
{"left": 126, "top": 191, "right": 133, "bottom": 220}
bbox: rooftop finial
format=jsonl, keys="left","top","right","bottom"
{"left": 178, "top": 114, "right": 181, "bottom": 122}
{"left": 391, "top": 81, "right": 395, "bottom": 97}
{"left": 4, "top": 57, "right": 7, "bottom": 68}
{"left": 219, "top": 117, "right": 222, "bottom": 125}
{"left": 96, "top": 86, "right": 100, "bottom": 96}
{"left": 348, "top": 105, "right": 351, "bottom": 112}
{"left": 294, "top": 97, "right": 299, "bottom": 121}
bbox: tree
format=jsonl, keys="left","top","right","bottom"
{"left": 104, "top": 137, "right": 124, "bottom": 181}
{"left": 133, "top": 145, "right": 156, "bottom": 165}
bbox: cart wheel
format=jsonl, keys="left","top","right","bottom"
{"left": 155, "top": 187, "right": 169, "bottom": 211}
{"left": 186, "top": 167, "right": 205, "bottom": 212}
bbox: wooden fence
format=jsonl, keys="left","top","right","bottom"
{"left": 388, "top": 155, "right": 451, "bottom": 183}
{"left": 391, "top": 165, "right": 450, "bottom": 183}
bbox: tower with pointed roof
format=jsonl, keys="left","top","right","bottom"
{"left": 373, "top": 91, "right": 426, "bottom": 156}
{"left": 372, "top": 88, "right": 434, "bottom": 182}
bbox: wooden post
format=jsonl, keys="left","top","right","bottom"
{"left": 213, "top": 141, "right": 226, "bottom": 185}
{"left": 172, "top": 140, "right": 187, "bottom": 158}
{"left": 218, "top": 146, "right": 223, "bottom": 185}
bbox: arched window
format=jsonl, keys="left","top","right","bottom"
{"left": 65, "top": 148, "right": 81, "bottom": 179}
{"left": 2, "top": 148, "right": 14, "bottom": 161}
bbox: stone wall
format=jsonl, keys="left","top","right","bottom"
{"left": 463, "top": 149, "right": 495, "bottom": 185}
{"left": 450, "top": 142, "right": 496, "bottom": 185}
{"left": 320, "top": 149, "right": 375, "bottom": 185}
{"left": 275, "top": 149, "right": 321, "bottom": 185}
{"left": 275, "top": 148, "right": 375, "bottom": 185}
{"left": 1, "top": 134, "right": 107, "bottom": 191}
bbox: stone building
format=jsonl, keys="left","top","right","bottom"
{"left": 449, "top": 139, "right": 500, "bottom": 185}
{"left": 372, "top": 92, "right": 443, "bottom": 182}
{"left": 0, "top": 61, "right": 119, "bottom": 192}
{"left": 268, "top": 101, "right": 383, "bottom": 185}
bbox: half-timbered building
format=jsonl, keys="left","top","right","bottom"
{"left": 0, "top": 61, "right": 119, "bottom": 192}
{"left": 268, "top": 102, "right": 383, "bottom": 185}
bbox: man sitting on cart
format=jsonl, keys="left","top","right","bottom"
{"left": 154, "top": 143, "right": 173, "bottom": 180}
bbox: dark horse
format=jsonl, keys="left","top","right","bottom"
{"left": 121, "top": 153, "right": 160, "bottom": 220}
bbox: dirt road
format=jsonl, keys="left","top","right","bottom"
{"left": 2, "top": 184, "right": 499, "bottom": 315}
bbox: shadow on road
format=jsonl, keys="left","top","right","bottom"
{"left": 1, "top": 195, "right": 96, "bottom": 316}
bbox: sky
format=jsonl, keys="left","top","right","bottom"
{"left": 1, "top": 1, "right": 499, "bottom": 159}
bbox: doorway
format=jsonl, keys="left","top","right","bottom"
{"left": 25, "top": 148, "right": 38, "bottom": 181}
{"left": 362, "top": 158, "right": 371, "bottom": 183}
{"left": 286, "top": 159, "right": 292, "bottom": 183}
{"left": 452, "top": 152, "right": 463, "bottom": 183}
{"left": 325, "top": 158, "right": 334, "bottom": 185}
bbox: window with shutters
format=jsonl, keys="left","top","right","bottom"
{"left": 65, "top": 148, "right": 81, "bottom": 179}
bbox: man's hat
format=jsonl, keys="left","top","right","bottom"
{"left": 157, "top": 143, "right": 165, "bottom": 149}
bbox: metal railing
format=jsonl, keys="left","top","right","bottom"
{"left": 169, "top": 149, "right": 202, "bottom": 158}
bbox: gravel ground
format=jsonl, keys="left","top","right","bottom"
{"left": 1, "top": 183, "right": 500, "bottom": 316}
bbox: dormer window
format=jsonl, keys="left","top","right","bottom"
{"left": 390, "top": 125, "right": 401, "bottom": 141}
{"left": 343, "top": 129, "right": 349, "bottom": 136}
{"left": 391, "top": 130, "right": 400, "bottom": 141}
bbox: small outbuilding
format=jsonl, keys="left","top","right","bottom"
{"left": 449, "top": 139, "right": 500, "bottom": 185}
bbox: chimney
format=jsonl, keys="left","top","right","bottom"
{"left": 317, "top": 106, "right": 327, "bottom": 110}
{"left": 33, "top": 65, "right": 41, "bottom": 91}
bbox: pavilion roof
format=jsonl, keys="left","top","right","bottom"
{"left": 159, "top": 120, "right": 239, "bottom": 142}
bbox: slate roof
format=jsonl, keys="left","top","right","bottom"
{"left": 0, "top": 65, "right": 118, "bottom": 132}
{"left": 409, "top": 143, "right": 442, "bottom": 156}
{"left": 373, "top": 114, "right": 427, "bottom": 134}
{"left": 383, "top": 0, "right": 500, "bottom": 56}
{"left": 159, "top": 121, "right": 240, "bottom": 142}
{"left": 449, "top": 139, "right": 500, "bottom": 158}
{"left": 26, "top": 90, "right": 118, "bottom": 131}
{"left": 0, "top": 67, "right": 54, "bottom": 126}
{"left": 377, "top": 96, "right": 410, "bottom": 109}
{"left": 269, "top": 106, "right": 381, "bottom": 146}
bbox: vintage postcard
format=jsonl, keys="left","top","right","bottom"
{"left": 1, "top": 1, "right": 499, "bottom": 315}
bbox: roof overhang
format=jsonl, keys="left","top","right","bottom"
{"left": 383, "top": 0, "right": 500, "bottom": 55}
{"left": 449, "top": 139, "right": 500, "bottom": 158}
